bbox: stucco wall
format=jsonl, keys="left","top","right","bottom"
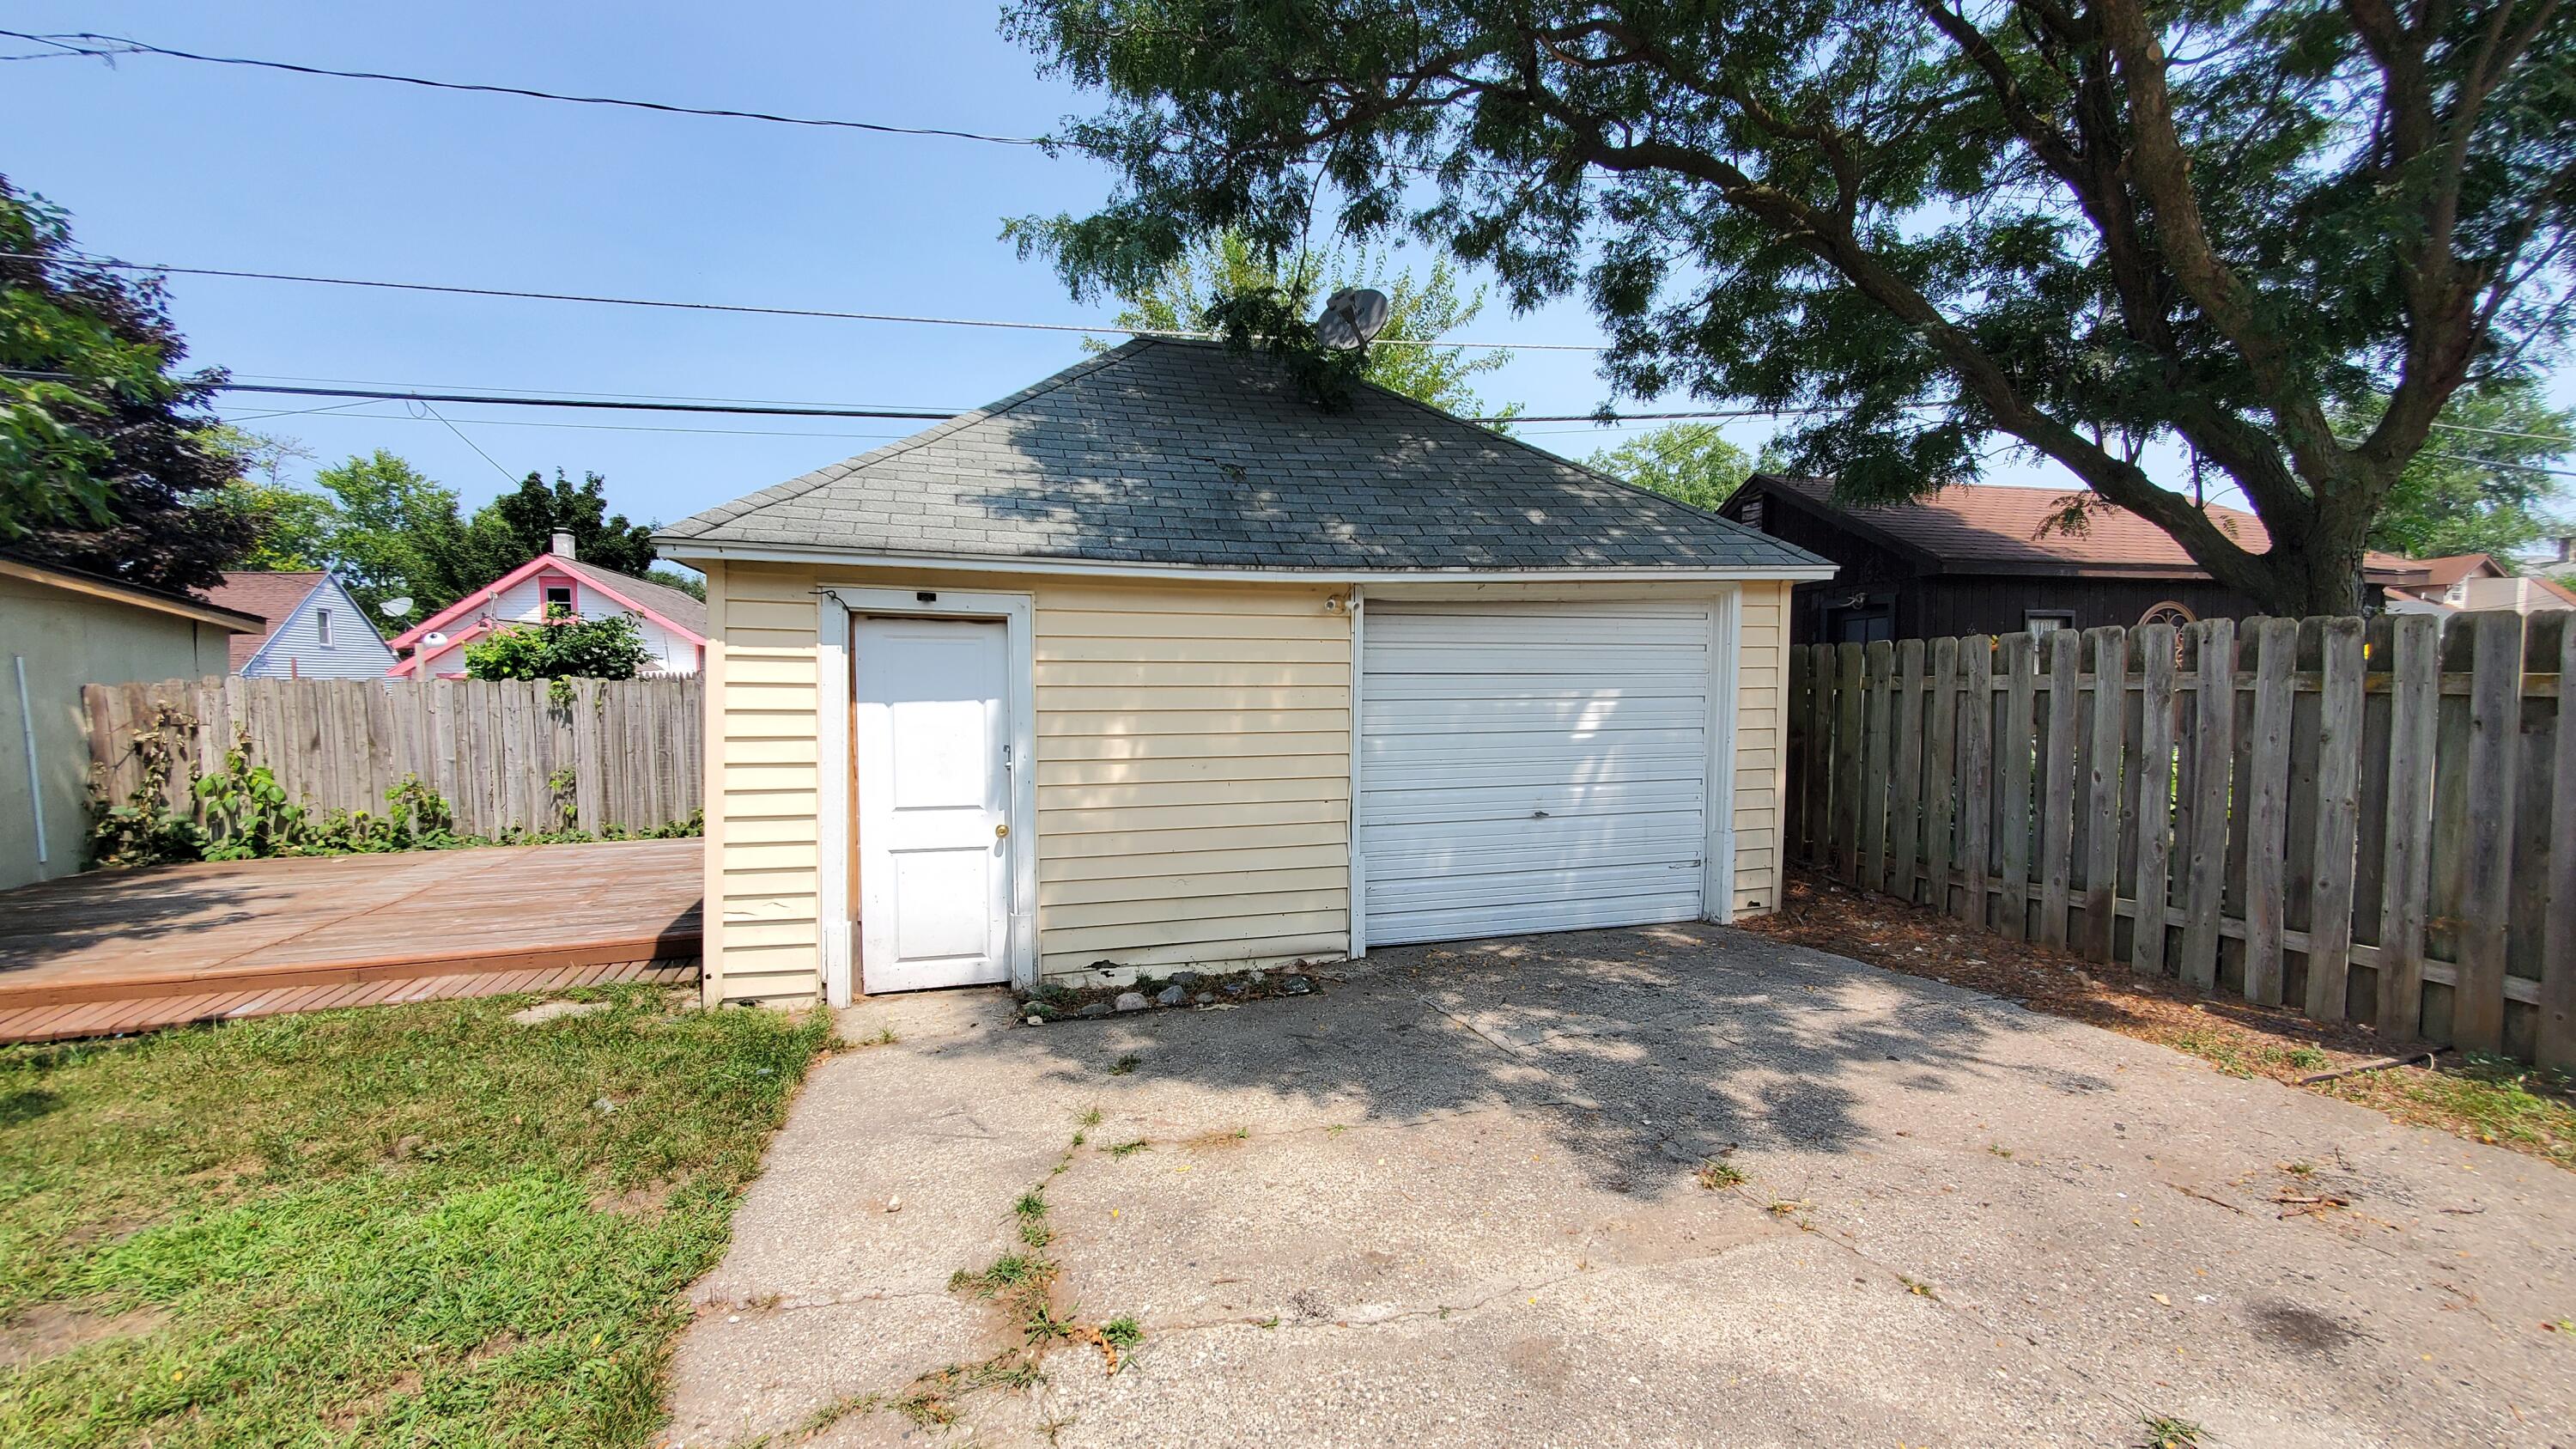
{"left": 0, "top": 574, "right": 234, "bottom": 890}
{"left": 699, "top": 564, "right": 1795, "bottom": 1004}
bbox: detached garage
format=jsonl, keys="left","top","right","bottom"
{"left": 656, "top": 338, "right": 1832, "bottom": 1007}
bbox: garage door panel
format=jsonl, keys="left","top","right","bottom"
{"left": 1360, "top": 697, "right": 1707, "bottom": 734}
{"left": 1359, "top": 600, "right": 1715, "bottom": 948}
{"left": 1352, "top": 751, "right": 1708, "bottom": 791}
{"left": 1367, "top": 891, "right": 1705, "bottom": 947}
{"left": 1358, "top": 778, "right": 1706, "bottom": 828}
{"left": 1364, "top": 834, "right": 1708, "bottom": 880}
{"left": 1362, "top": 644, "right": 1710, "bottom": 677}
{"left": 1368, "top": 861, "right": 1708, "bottom": 912}
{"left": 1361, "top": 677, "right": 1710, "bottom": 703}
{"left": 1360, "top": 807, "right": 1706, "bottom": 855}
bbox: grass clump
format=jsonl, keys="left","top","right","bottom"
{"left": 1107, "top": 1054, "right": 1141, "bottom": 1076}
{"left": 1694, "top": 1160, "right": 1746, "bottom": 1190}
{"left": 1106, "top": 1138, "right": 1151, "bottom": 1159}
{"left": 0, "top": 984, "right": 830, "bottom": 1447}
{"left": 2138, "top": 1413, "right": 2205, "bottom": 1447}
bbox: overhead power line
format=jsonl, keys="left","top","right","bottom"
{"left": 15, "top": 369, "right": 2573, "bottom": 473}
{"left": 0, "top": 28, "right": 1050, "bottom": 145}
{"left": 0, "top": 249, "right": 1603, "bottom": 353}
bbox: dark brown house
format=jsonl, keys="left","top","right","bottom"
{"left": 1714, "top": 474, "right": 2431, "bottom": 645}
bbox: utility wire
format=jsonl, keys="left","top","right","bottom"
{"left": 0, "top": 249, "right": 1600, "bottom": 353}
{"left": 19, "top": 368, "right": 2573, "bottom": 466}
{"left": 0, "top": 29, "right": 1051, "bottom": 145}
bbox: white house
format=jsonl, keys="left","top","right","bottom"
{"left": 386, "top": 533, "right": 708, "bottom": 679}
{"left": 206, "top": 571, "right": 400, "bottom": 679}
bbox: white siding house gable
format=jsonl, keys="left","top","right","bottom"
{"left": 240, "top": 575, "right": 399, "bottom": 680}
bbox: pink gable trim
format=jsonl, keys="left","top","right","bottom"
{"left": 556, "top": 565, "right": 708, "bottom": 645}
{"left": 386, "top": 619, "right": 497, "bottom": 678}
{"left": 388, "top": 553, "right": 711, "bottom": 652}
{"left": 388, "top": 554, "right": 559, "bottom": 650}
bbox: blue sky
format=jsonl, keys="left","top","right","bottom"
{"left": 9, "top": 3, "right": 2567, "bottom": 544}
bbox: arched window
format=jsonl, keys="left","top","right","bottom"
{"left": 2138, "top": 600, "right": 2196, "bottom": 630}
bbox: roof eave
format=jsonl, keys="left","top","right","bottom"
{"left": 653, "top": 536, "right": 1838, "bottom": 584}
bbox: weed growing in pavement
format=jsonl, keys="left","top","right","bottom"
{"left": 1107, "top": 1138, "right": 1151, "bottom": 1158}
{"left": 795, "top": 1106, "right": 1142, "bottom": 1437}
{"left": 1108, "top": 1054, "right": 1140, "bottom": 1075}
{"left": 2137, "top": 1412, "right": 2205, "bottom": 1447}
{"left": 1695, "top": 1160, "right": 1747, "bottom": 1190}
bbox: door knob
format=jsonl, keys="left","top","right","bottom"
{"left": 994, "top": 822, "right": 1009, "bottom": 838}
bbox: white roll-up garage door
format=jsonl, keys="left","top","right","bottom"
{"left": 1357, "top": 599, "right": 1719, "bottom": 948}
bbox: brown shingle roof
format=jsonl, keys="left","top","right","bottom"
{"left": 2409, "top": 553, "right": 2508, "bottom": 589}
{"left": 1753, "top": 477, "right": 2426, "bottom": 584}
{"left": 205, "top": 571, "right": 329, "bottom": 671}
{"left": 558, "top": 558, "right": 708, "bottom": 638}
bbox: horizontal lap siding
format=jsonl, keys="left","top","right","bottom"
{"left": 1733, "top": 581, "right": 1789, "bottom": 916}
{"left": 1029, "top": 580, "right": 1352, "bottom": 977}
{"left": 710, "top": 563, "right": 826, "bottom": 1004}
{"left": 703, "top": 565, "right": 1353, "bottom": 1002}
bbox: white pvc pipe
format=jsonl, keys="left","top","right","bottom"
{"left": 14, "top": 654, "right": 46, "bottom": 865}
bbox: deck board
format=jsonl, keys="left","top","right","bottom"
{"left": 0, "top": 840, "right": 702, "bottom": 1044}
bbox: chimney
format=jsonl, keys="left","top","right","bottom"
{"left": 2558, "top": 533, "right": 2574, "bottom": 563}
{"left": 550, "top": 530, "right": 575, "bottom": 558}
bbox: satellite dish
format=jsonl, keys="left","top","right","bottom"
{"left": 1314, "top": 287, "right": 1392, "bottom": 350}
{"left": 422, "top": 630, "right": 449, "bottom": 648}
{"left": 380, "top": 595, "right": 414, "bottom": 618}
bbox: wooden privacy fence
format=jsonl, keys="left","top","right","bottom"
{"left": 1785, "top": 611, "right": 2575, "bottom": 1068}
{"left": 83, "top": 676, "right": 703, "bottom": 837}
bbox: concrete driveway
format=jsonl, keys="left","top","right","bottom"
{"left": 661, "top": 925, "right": 2576, "bottom": 1448}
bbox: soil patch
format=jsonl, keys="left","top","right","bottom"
{"left": 0, "top": 1304, "right": 167, "bottom": 1367}
{"left": 1740, "top": 870, "right": 2574, "bottom": 1171}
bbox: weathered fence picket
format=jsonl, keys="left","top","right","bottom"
{"left": 82, "top": 675, "right": 703, "bottom": 838}
{"left": 1785, "top": 609, "right": 2573, "bottom": 1065}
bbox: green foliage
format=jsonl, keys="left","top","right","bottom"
{"left": 643, "top": 567, "right": 705, "bottom": 601}
{"left": 1004, "top": 0, "right": 2576, "bottom": 613}
{"left": 1, "top": 178, "right": 252, "bottom": 593}
{"left": 486, "top": 468, "right": 658, "bottom": 578}
{"left": 1061, "top": 229, "right": 1521, "bottom": 420}
{"left": 465, "top": 612, "right": 653, "bottom": 685}
{"left": 87, "top": 719, "right": 700, "bottom": 871}
{"left": 1585, "top": 425, "right": 1755, "bottom": 511}
{"left": 205, "top": 455, "right": 668, "bottom": 624}
{"left": 0, "top": 984, "right": 830, "bottom": 1447}
{"left": 2348, "top": 380, "right": 2573, "bottom": 559}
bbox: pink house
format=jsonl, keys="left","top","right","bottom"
{"left": 387, "top": 532, "right": 709, "bottom": 679}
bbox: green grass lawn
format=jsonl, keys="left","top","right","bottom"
{"left": 0, "top": 986, "right": 831, "bottom": 1447}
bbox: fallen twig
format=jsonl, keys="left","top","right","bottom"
{"left": 2163, "top": 1181, "right": 2249, "bottom": 1215}
{"left": 2296, "top": 1050, "right": 2443, "bottom": 1086}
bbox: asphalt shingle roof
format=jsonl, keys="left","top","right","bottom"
{"left": 657, "top": 339, "right": 1826, "bottom": 574}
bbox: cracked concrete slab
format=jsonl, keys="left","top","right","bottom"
{"left": 660, "top": 924, "right": 2576, "bottom": 1448}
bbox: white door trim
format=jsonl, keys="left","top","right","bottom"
{"left": 1705, "top": 583, "right": 1742, "bottom": 925}
{"left": 1345, "top": 586, "right": 1367, "bottom": 959}
{"left": 817, "top": 585, "right": 1038, "bottom": 1004}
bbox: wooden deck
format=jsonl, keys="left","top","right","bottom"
{"left": 0, "top": 839, "right": 702, "bottom": 1044}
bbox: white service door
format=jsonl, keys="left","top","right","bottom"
{"left": 1358, "top": 600, "right": 1715, "bottom": 947}
{"left": 854, "top": 616, "right": 1012, "bottom": 992}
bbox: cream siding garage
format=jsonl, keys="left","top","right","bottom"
{"left": 697, "top": 561, "right": 1352, "bottom": 1005}
{"left": 1358, "top": 599, "right": 1719, "bottom": 946}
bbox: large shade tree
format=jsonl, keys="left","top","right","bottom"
{"left": 2, "top": 178, "right": 252, "bottom": 594}
{"left": 1005, "top": 0, "right": 2576, "bottom": 614}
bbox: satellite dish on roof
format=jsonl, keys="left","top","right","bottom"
{"left": 422, "top": 630, "right": 449, "bottom": 648}
{"left": 1314, "top": 288, "right": 1391, "bottom": 350}
{"left": 380, "top": 595, "right": 414, "bottom": 618}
